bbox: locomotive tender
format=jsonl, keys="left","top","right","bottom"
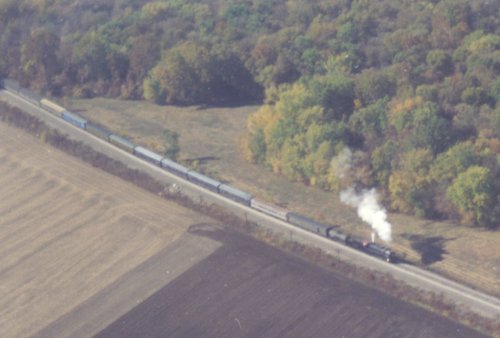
{"left": 0, "top": 79, "right": 395, "bottom": 263}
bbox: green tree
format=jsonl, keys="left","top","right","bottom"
{"left": 491, "top": 78, "right": 500, "bottom": 105}
{"left": 72, "top": 30, "right": 110, "bottom": 83}
{"left": 247, "top": 128, "right": 266, "bottom": 164}
{"left": 349, "top": 97, "right": 389, "bottom": 147}
{"left": 446, "top": 166, "right": 496, "bottom": 226}
{"left": 20, "top": 27, "right": 60, "bottom": 91}
{"left": 408, "top": 102, "right": 452, "bottom": 154}
{"left": 431, "top": 0, "right": 471, "bottom": 49}
{"left": 308, "top": 74, "right": 355, "bottom": 121}
{"left": 143, "top": 76, "right": 165, "bottom": 104}
{"left": 389, "top": 99, "right": 452, "bottom": 154}
{"left": 162, "top": 129, "right": 180, "bottom": 160}
{"left": 461, "top": 87, "right": 489, "bottom": 106}
{"left": 354, "top": 68, "right": 396, "bottom": 105}
{"left": 430, "top": 141, "right": 482, "bottom": 183}
{"left": 426, "top": 49, "right": 453, "bottom": 79}
{"left": 371, "top": 140, "right": 397, "bottom": 187}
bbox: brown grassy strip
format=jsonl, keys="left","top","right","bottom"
{"left": 0, "top": 102, "right": 498, "bottom": 337}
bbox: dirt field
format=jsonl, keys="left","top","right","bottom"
{"left": 68, "top": 98, "right": 500, "bottom": 297}
{"left": 95, "top": 226, "right": 487, "bottom": 338}
{"left": 0, "top": 123, "right": 219, "bottom": 338}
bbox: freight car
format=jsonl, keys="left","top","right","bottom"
{"left": 161, "top": 158, "right": 189, "bottom": 178}
{"left": 62, "top": 111, "right": 87, "bottom": 129}
{"left": 109, "top": 134, "right": 135, "bottom": 153}
{"left": 18, "top": 87, "right": 43, "bottom": 106}
{"left": 326, "top": 228, "right": 348, "bottom": 243}
{"left": 40, "top": 98, "right": 67, "bottom": 115}
{"left": 218, "top": 184, "right": 252, "bottom": 205}
{"left": 134, "top": 146, "right": 163, "bottom": 166}
{"left": 288, "top": 212, "right": 333, "bottom": 237}
{"left": 250, "top": 199, "right": 289, "bottom": 221}
{"left": 85, "top": 122, "right": 111, "bottom": 141}
{"left": 187, "top": 170, "right": 221, "bottom": 192}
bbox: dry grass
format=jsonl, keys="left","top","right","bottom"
{"left": 68, "top": 98, "right": 500, "bottom": 297}
{"left": 0, "top": 122, "right": 217, "bottom": 338}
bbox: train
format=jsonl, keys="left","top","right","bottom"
{"left": 0, "top": 78, "right": 395, "bottom": 263}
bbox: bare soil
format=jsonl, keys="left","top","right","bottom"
{"left": 69, "top": 98, "right": 500, "bottom": 297}
{"left": 95, "top": 226, "right": 487, "bottom": 338}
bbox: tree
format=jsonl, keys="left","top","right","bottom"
{"left": 430, "top": 141, "right": 482, "bottom": 183}
{"left": 371, "top": 140, "right": 397, "bottom": 187}
{"left": 146, "top": 43, "right": 261, "bottom": 104}
{"left": 162, "top": 129, "right": 180, "bottom": 160}
{"left": 304, "top": 141, "right": 334, "bottom": 188}
{"left": 247, "top": 128, "right": 266, "bottom": 164}
{"left": 245, "top": 81, "right": 350, "bottom": 184}
{"left": 446, "top": 166, "right": 496, "bottom": 226}
{"left": 388, "top": 98, "right": 452, "bottom": 154}
{"left": 388, "top": 149, "right": 434, "bottom": 216}
{"left": 430, "top": 0, "right": 471, "bottom": 49}
{"left": 426, "top": 49, "right": 453, "bottom": 79}
{"left": 125, "top": 34, "right": 161, "bottom": 98}
{"left": 72, "top": 30, "right": 110, "bottom": 83}
{"left": 348, "top": 97, "right": 389, "bottom": 147}
{"left": 308, "top": 74, "right": 355, "bottom": 121}
{"left": 408, "top": 102, "right": 452, "bottom": 154}
{"left": 20, "top": 27, "right": 60, "bottom": 91}
{"left": 354, "top": 68, "right": 396, "bottom": 105}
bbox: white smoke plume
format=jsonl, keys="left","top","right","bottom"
{"left": 340, "top": 187, "right": 392, "bottom": 242}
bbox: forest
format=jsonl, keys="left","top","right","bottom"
{"left": 0, "top": 0, "right": 498, "bottom": 226}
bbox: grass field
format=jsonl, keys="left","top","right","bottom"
{"left": 68, "top": 97, "right": 500, "bottom": 298}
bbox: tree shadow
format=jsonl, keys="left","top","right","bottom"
{"left": 184, "top": 156, "right": 220, "bottom": 165}
{"left": 401, "top": 234, "right": 454, "bottom": 265}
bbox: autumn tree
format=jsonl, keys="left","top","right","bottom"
{"left": 145, "top": 43, "right": 261, "bottom": 104}
{"left": 245, "top": 72, "right": 360, "bottom": 186}
{"left": 124, "top": 34, "right": 160, "bottom": 98}
{"left": 388, "top": 97, "right": 452, "bottom": 154}
{"left": 388, "top": 148, "right": 435, "bottom": 217}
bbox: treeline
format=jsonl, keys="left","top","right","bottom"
{"left": 244, "top": 0, "right": 499, "bottom": 227}
{"left": 0, "top": 0, "right": 498, "bottom": 225}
